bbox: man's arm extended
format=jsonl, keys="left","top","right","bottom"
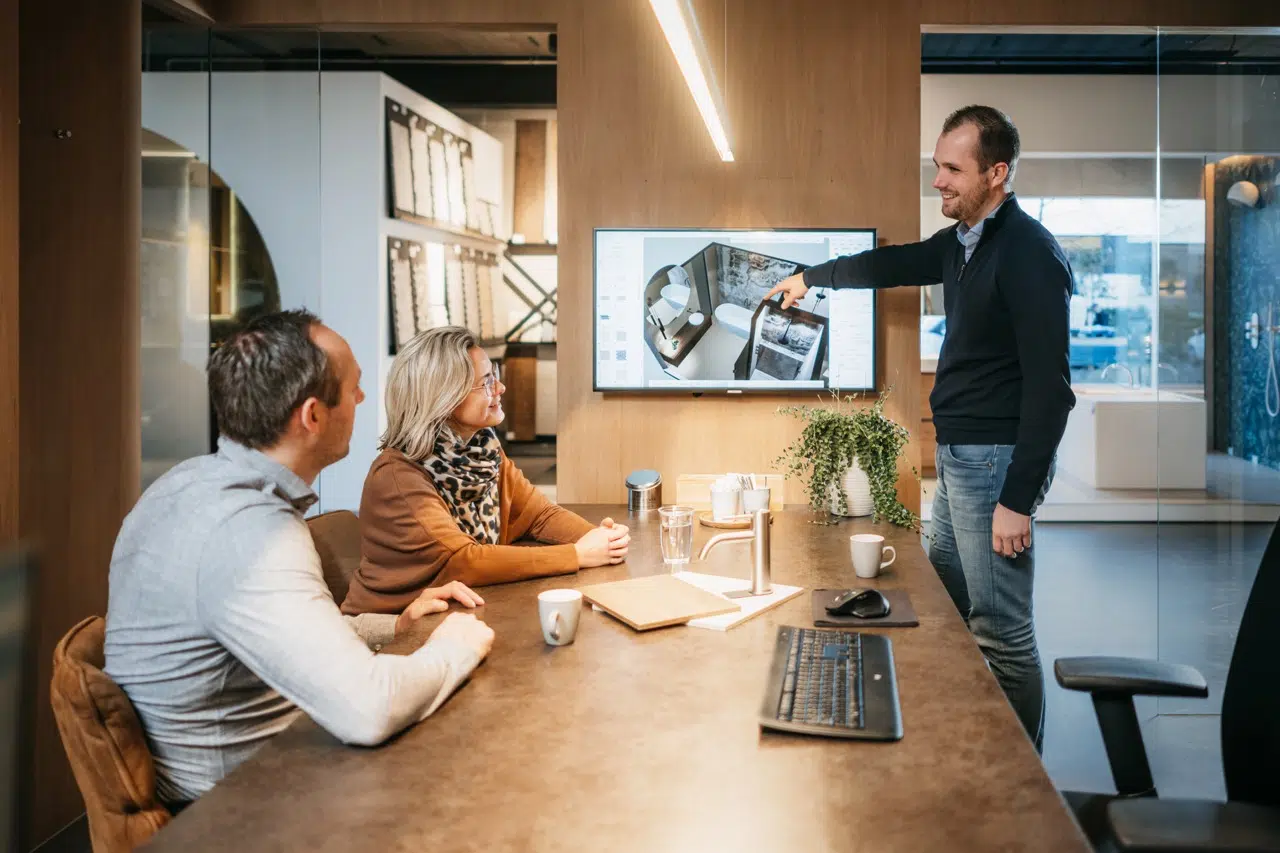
{"left": 802, "top": 227, "right": 953, "bottom": 290}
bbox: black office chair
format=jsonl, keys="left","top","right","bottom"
{"left": 1054, "top": 519, "right": 1280, "bottom": 852}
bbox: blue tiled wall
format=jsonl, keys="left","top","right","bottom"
{"left": 1213, "top": 157, "right": 1280, "bottom": 468}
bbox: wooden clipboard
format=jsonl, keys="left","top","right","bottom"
{"left": 580, "top": 574, "right": 740, "bottom": 631}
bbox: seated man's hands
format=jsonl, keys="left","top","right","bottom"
{"left": 575, "top": 518, "right": 631, "bottom": 568}
{"left": 395, "top": 581, "right": 485, "bottom": 635}
{"left": 764, "top": 273, "right": 809, "bottom": 310}
{"left": 428, "top": 612, "right": 495, "bottom": 660}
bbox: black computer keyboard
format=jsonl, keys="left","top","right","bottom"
{"left": 760, "top": 626, "right": 903, "bottom": 740}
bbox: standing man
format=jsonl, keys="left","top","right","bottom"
{"left": 767, "top": 105, "right": 1075, "bottom": 751}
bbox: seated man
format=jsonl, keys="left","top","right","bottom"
{"left": 105, "top": 310, "right": 494, "bottom": 806}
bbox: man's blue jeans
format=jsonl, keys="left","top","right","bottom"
{"left": 929, "top": 444, "right": 1053, "bottom": 752}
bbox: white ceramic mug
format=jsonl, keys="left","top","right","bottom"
{"left": 709, "top": 488, "right": 741, "bottom": 521}
{"left": 539, "top": 589, "right": 583, "bottom": 646}
{"left": 851, "top": 534, "right": 896, "bottom": 579}
{"left": 741, "top": 487, "right": 771, "bottom": 513}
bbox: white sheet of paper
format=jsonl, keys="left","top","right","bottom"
{"left": 674, "top": 572, "right": 804, "bottom": 631}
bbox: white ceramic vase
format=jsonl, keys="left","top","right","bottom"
{"left": 829, "top": 459, "right": 874, "bottom": 517}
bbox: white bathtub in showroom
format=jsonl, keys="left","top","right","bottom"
{"left": 1052, "top": 385, "right": 1206, "bottom": 490}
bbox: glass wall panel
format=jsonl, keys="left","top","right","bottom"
{"left": 920, "top": 32, "right": 1164, "bottom": 794}
{"left": 207, "top": 30, "right": 323, "bottom": 500}
{"left": 1156, "top": 31, "right": 1280, "bottom": 771}
{"left": 141, "top": 24, "right": 210, "bottom": 490}
{"left": 141, "top": 27, "right": 324, "bottom": 500}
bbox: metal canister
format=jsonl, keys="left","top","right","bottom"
{"left": 625, "top": 469, "right": 662, "bottom": 513}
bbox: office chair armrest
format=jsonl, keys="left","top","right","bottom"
{"left": 1109, "top": 798, "right": 1280, "bottom": 852}
{"left": 1055, "top": 657, "right": 1207, "bottom": 797}
{"left": 1054, "top": 656, "right": 1208, "bottom": 698}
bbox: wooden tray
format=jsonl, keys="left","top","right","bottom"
{"left": 675, "top": 474, "right": 785, "bottom": 510}
{"left": 696, "top": 510, "right": 774, "bottom": 530}
{"left": 580, "top": 574, "right": 739, "bottom": 631}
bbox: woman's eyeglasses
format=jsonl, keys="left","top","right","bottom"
{"left": 472, "top": 365, "right": 501, "bottom": 396}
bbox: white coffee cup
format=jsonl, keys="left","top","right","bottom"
{"left": 741, "top": 487, "right": 771, "bottom": 513}
{"left": 539, "top": 589, "right": 583, "bottom": 646}
{"left": 851, "top": 534, "right": 896, "bottom": 579}
{"left": 709, "top": 488, "right": 741, "bottom": 521}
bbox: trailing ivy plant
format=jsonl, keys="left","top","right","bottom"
{"left": 774, "top": 389, "right": 919, "bottom": 529}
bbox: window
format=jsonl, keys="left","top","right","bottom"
{"left": 919, "top": 192, "right": 1205, "bottom": 388}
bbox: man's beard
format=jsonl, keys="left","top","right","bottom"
{"left": 945, "top": 184, "right": 993, "bottom": 223}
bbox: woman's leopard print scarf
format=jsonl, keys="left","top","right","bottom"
{"left": 421, "top": 425, "right": 502, "bottom": 545}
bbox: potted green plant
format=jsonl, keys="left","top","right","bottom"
{"left": 774, "top": 389, "right": 919, "bottom": 529}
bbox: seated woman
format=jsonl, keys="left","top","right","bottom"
{"left": 342, "top": 326, "right": 630, "bottom": 615}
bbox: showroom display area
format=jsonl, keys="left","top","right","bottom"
{"left": 143, "top": 71, "right": 507, "bottom": 512}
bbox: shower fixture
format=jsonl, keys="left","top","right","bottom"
{"left": 1265, "top": 305, "right": 1280, "bottom": 419}
{"left": 1227, "top": 179, "right": 1263, "bottom": 209}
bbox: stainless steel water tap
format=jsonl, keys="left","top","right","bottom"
{"left": 697, "top": 509, "right": 772, "bottom": 597}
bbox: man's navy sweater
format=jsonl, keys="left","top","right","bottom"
{"left": 803, "top": 196, "right": 1076, "bottom": 515}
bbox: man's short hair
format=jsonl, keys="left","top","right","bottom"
{"left": 207, "top": 309, "right": 341, "bottom": 449}
{"left": 942, "top": 104, "right": 1020, "bottom": 187}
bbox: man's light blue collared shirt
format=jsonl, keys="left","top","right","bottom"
{"left": 956, "top": 198, "right": 1007, "bottom": 262}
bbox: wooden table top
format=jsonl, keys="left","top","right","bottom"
{"left": 147, "top": 507, "right": 1089, "bottom": 852}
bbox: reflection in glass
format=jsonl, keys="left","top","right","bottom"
{"left": 141, "top": 129, "right": 211, "bottom": 489}
{"left": 141, "top": 129, "right": 280, "bottom": 485}
{"left": 1154, "top": 29, "right": 1280, "bottom": 735}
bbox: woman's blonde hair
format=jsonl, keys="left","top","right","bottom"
{"left": 380, "top": 325, "right": 478, "bottom": 462}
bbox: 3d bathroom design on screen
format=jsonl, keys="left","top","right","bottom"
{"left": 642, "top": 243, "right": 829, "bottom": 384}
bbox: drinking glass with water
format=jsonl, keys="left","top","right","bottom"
{"left": 659, "top": 505, "right": 694, "bottom": 571}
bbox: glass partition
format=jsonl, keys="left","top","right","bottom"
{"left": 207, "top": 30, "right": 323, "bottom": 499}
{"left": 920, "top": 28, "right": 1280, "bottom": 795}
{"left": 1155, "top": 31, "right": 1280, "bottom": 763}
{"left": 141, "top": 24, "right": 211, "bottom": 490}
{"left": 141, "top": 26, "right": 323, "bottom": 499}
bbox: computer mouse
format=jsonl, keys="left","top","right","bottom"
{"left": 825, "top": 588, "right": 891, "bottom": 619}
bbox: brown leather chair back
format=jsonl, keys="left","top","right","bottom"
{"left": 49, "top": 616, "right": 170, "bottom": 852}
{"left": 307, "top": 509, "right": 361, "bottom": 605}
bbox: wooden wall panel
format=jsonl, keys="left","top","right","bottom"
{"left": 503, "top": 350, "right": 538, "bottom": 442}
{"left": 201, "top": 0, "right": 1279, "bottom": 513}
{"left": 18, "top": 0, "right": 141, "bottom": 845}
{"left": 512, "top": 119, "right": 547, "bottom": 244}
{"left": 0, "top": 0, "right": 16, "bottom": 549}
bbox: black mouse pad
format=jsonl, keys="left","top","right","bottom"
{"left": 812, "top": 588, "right": 919, "bottom": 628}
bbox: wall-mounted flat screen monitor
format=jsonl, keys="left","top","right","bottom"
{"left": 593, "top": 228, "right": 877, "bottom": 392}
